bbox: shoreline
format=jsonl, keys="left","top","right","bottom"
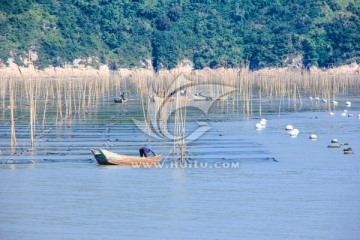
{"left": 1, "top": 61, "right": 359, "bottom": 79}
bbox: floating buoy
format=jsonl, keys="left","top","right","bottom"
{"left": 346, "top": 101, "right": 351, "bottom": 107}
{"left": 309, "top": 134, "right": 317, "bottom": 140}
{"left": 328, "top": 138, "right": 340, "bottom": 148}
{"left": 285, "top": 125, "right": 294, "bottom": 131}
{"left": 260, "top": 118, "right": 267, "bottom": 126}
{"left": 328, "top": 143, "right": 341, "bottom": 148}
{"left": 344, "top": 149, "right": 353, "bottom": 154}
{"left": 289, "top": 128, "right": 299, "bottom": 137}
{"left": 343, "top": 143, "right": 353, "bottom": 154}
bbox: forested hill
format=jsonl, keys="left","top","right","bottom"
{"left": 0, "top": 0, "right": 359, "bottom": 71}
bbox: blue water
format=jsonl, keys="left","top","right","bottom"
{"left": 1, "top": 107, "right": 360, "bottom": 240}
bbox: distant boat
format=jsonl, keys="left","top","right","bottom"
{"left": 91, "top": 149, "right": 162, "bottom": 166}
{"left": 114, "top": 98, "right": 128, "bottom": 103}
{"left": 192, "top": 93, "right": 212, "bottom": 101}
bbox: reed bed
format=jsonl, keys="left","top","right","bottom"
{"left": 0, "top": 68, "right": 359, "bottom": 156}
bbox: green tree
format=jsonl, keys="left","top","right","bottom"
{"left": 302, "top": 38, "right": 318, "bottom": 69}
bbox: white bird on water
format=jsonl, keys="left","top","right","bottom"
{"left": 346, "top": 101, "right": 351, "bottom": 107}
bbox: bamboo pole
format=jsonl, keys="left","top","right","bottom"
{"left": 9, "top": 80, "right": 17, "bottom": 155}
{"left": 29, "top": 77, "right": 35, "bottom": 148}
{"left": 42, "top": 80, "right": 49, "bottom": 132}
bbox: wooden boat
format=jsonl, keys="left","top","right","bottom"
{"left": 91, "top": 149, "right": 162, "bottom": 166}
{"left": 114, "top": 98, "right": 128, "bottom": 103}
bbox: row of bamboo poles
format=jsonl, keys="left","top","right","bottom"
{"left": 1, "top": 69, "right": 358, "bottom": 157}
{"left": 133, "top": 69, "right": 358, "bottom": 163}
{"left": 1, "top": 76, "right": 118, "bottom": 155}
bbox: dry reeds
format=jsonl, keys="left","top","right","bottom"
{"left": 173, "top": 82, "right": 187, "bottom": 165}
{"left": 1, "top": 67, "right": 359, "bottom": 153}
{"left": 29, "top": 77, "right": 36, "bottom": 148}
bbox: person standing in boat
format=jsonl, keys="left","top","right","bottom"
{"left": 139, "top": 146, "right": 156, "bottom": 157}
{"left": 120, "top": 92, "right": 126, "bottom": 100}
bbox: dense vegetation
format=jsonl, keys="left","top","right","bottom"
{"left": 0, "top": 0, "right": 359, "bottom": 70}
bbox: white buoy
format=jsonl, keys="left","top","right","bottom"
{"left": 260, "top": 119, "right": 267, "bottom": 126}
{"left": 346, "top": 101, "right": 351, "bottom": 107}
{"left": 289, "top": 128, "right": 299, "bottom": 137}
{"left": 285, "top": 125, "right": 294, "bottom": 131}
{"left": 309, "top": 134, "right": 317, "bottom": 140}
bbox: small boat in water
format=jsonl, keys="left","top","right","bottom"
{"left": 114, "top": 98, "right": 128, "bottom": 103}
{"left": 91, "top": 149, "right": 162, "bottom": 166}
{"left": 192, "top": 93, "right": 212, "bottom": 101}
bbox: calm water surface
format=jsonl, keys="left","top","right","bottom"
{"left": 1, "top": 95, "right": 360, "bottom": 239}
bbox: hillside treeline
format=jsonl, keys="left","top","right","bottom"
{"left": 0, "top": 0, "right": 359, "bottom": 70}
